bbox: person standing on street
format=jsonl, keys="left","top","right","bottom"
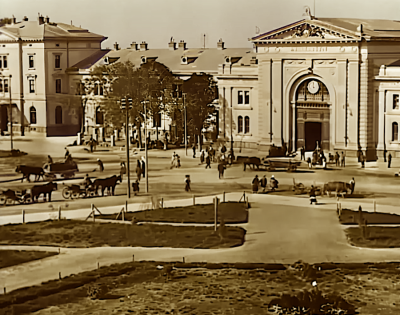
{"left": 341, "top": 152, "right": 346, "bottom": 168}
{"left": 349, "top": 177, "right": 355, "bottom": 194}
{"left": 200, "top": 150, "right": 205, "bottom": 164}
{"left": 89, "top": 135, "right": 94, "bottom": 153}
{"left": 120, "top": 162, "right": 126, "bottom": 180}
{"left": 252, "top": 175, "right": 259, "bottom": 194}
{"left": 361, "top": 153, "right": 365, "bottom": 168}
{"left": 192, "top": 144, "right": 196, "bottom": 158}
{"left": 218, "top": 163, "right": 226, "bottom": 179}
{"left": 97, "top": 158, "right": 104, "bottom": 172}
{"left": 185, "top": 175, "right": 191, "bottom": 192}
{"left": 335, "top": 152, "right": 340, "bottom": 167}
{"left": 309, "top": 185, "right": 317, "bottom": 205}
{"left": 260, "top": 175, "right": 267, "bottom": 193}
{"left": 300, "top": 146, "right": 305, "bottom": 161}
{"left": 132, "top": 180, "right": 140, "bottom": 195}
{"left": 141, "top": 156, "right": 146, "bottom": 178}
{"left": 205, "top": 154, "right": 211, "bottom": 169}
{"left": 388, "top": 152, "right": 392, "bottom": 168}
{"left": 136, "top": 160, "right": 142, "bottom": 181}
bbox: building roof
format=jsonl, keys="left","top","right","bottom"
{"left": 252, "top": 17, "right": 400, "bottom": 43}
{"left": 67, "top": 50, "right": 111, "bottom": 72}
{"left": 0, "top": 17, "right": 106, "bottom": 42}
{"left": 88, "top": 43, "right": 256, "bottom": 75}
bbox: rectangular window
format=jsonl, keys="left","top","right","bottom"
{"left": 394, "top": 95, "right": 400, "bottom": 110}
{"left": 238, "top": 91, "right": 243, "bottom": 104}
{"left": 3, "top": 56, "right": 7, "bottom": 69}
{"left": 29, "top": 55, "right": 34, "bottom": 68}
{"left": 244, "top": 91, "right": 250, "bottom": 104}
{"left": 0, "top": 79, "right": 2, "bottom": 93}
{"left": 56, "top": 79, "right": 61, "bottom": 93}
{"left": 29, "top": 79, "right": 35, "bottom": 93}
{"left": 55, "top": 55, "right": 61, "bottom": 69}
{"left": 0, "top": 57, "right": 2, "bottom": 69}
{"left": 4, "top": 79, "right": 8, "bottom": 93}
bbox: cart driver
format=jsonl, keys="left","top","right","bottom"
{"left": 82, "top": 174, "right": 92, "bottom": 189}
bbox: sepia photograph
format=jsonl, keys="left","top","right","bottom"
{"left": 1, "top": 0, "right": 400, "bottom": 313}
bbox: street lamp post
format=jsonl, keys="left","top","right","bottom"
{"left": 120, "top": 98, "right": 132, "bottom": 198}
{"left": 8, "top": 75, "right": 13, "bottom": 151}
{"left": 144, "top": 101, "right": 149, "bottom": 193}
{"left": 183, "top": 93, "right": 187, "bottom": 156}
{"left": 230, "top": 106, "right": 234, "bottom": 163}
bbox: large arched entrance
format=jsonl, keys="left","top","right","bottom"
{"left": 293, "top": 79, "right": 331, "bottom": 151}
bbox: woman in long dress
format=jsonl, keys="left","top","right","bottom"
{"left": 252, "top": 175, "right": 259, "bottom": 194}
{"left": 136, "top": 160, "right": 142, "bottom": 181}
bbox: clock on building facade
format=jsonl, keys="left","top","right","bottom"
{"left": 307, "top": 80, "right": 320, "bottom": 94}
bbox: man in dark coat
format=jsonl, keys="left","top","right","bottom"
{"left": 132, "top": 180, "right": 140, "bottom": 195}
{"left": 260, "top": 175, "right": 267, "bottom": 192}
{"left": 341, "top": 152, "right": 346, "bottom": 168}
{"left": 97, "top": 159, "right": 104, "bottom": 172}
{"left": 300, "top": 146, "right": 305, "bottom": 161}
{"left": 192, "top": 144, "right": 196, "bottom": 158}
{"left": 141, "top": 157, "right": 146, "bottom": 178}
{"left": 335, "top": 152, "right": 340, "bottom": 167}
{"left": 309, "top": 185, "right": 317, "bottom": 205}
{"left": 205, "top": 155, "right": 211, "bottom": 169}
{"left": 349, "top": 177, "right": 355, "bottom": 194}
{"left": 388, "top": 153, "right": 392, "bottom": 168}
{"left": 252, "top": 175, "right": 259, "bottom": 193}
{"left": 218, "top": 163, "right": 225, "bottom": 179}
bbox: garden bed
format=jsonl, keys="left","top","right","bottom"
{"left": 0, "top": 250, "right": 58, "bottom": 269}
{"left": 3, "top": 261, "right": 400, "bottom": 315}
{"left": 345, "top": 226, "right": 400, "bottom": 248}
{"left": 0, "top": 220, "right": 245, "bottom": 249}
{"left": 96, "top": 201, "right": 248, "bottom": 224}
{"left": 340, "top": 209, "right": 400, "bottom": 225}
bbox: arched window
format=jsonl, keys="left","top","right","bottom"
{"left": 392, "top": 122, "right": 398, "bottom": 141}
{"left": 244, "top": 116, "right": 250, "bottom": 134}
{"left": 30, "top": 106, "right": 37, "bottom": 124}
{"left": 238, "top": 116, "right": 243, "bottom": 133}
{"left": 99, "top": 84, "right": 103, "bottom": 96}
{"left": 95, "top": 106, "right": 104, "bottom": 125}
{"left": 55, "top": 106, "right": 62, "bottom": 124}
{"left": 94, "top": 83, "right": 99, "bottom": 95}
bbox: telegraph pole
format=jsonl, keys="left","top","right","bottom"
{"left": 144, "top": 101, "right": 148, "bottom": 193}
{"left": 120, "top": 98, "right": 132, "bottom": 198}
{"left": 8, "top": 75, "right": 13, "bottom": 150}
{"left": 184, "top": 93, "right": 187, "bottom": 156}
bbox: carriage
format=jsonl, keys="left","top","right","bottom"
{"left": 43, "top": 161, "right": 79, "bottom": 181}
{"left": 0, "top": 187, "right": 32, "bottom": 205}
{"left": 62, "top": 184, "right": 97, "bottom": 199}
{"left": 261, "top": 158, "right": 302, "bottom": 172}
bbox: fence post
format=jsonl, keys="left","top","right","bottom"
{"left": 193, "top": 195, "right": 195, "bottom": 206}
{"left": 3, "top": 287, "right": 5, "bottom": 295}
{"left": 183, "top": 257, "right": 185, "bottom": 263}
{"left": 92, "top": 204, "right": 95, "bottom": 223}
{"left": 223, "top": 191, "right": 225, "bottom": 203}
{"left": 58, "top": 206, "right": 61, "bottom": 221}
{"left": 161, "top": 198, "right": 164, "bottom": 208}
{"left": 373, "top": 200, "right": 376, "bottom": 213}
{"left": 22, "top": 210, "right": 25, "bottom": 224}
{"left": 59, "top": 272, "right": 61, "bottom": 280}
{"left": 214, "top": 197, "right": 219, "bottom": 231}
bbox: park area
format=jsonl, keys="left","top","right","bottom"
{"left": 97, "top": 201, "right": 249, "bottom": 224}
{"left": 2, "top": 260, "right": 400, "bottom": 314}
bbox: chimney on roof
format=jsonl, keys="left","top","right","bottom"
{"left": 178, "top": 40, "right": 187, "bottom": 50}
{"left": 45, "top": 16, "right": 50, "bottom": 23}
{"left": 23, "top": 16, "right": 28, "bottom": 21}
{"left": 114, "top": 42, "right": 120, "bottom": 51}
{"left": 130, "top": 42, "right": 139, "bottom": 50}
{"left": 11, "top": 15, "right": 16, "bottom": 25}
{"left": 38, "top": 15, "right": 45, "bottom": 25}
{"left": 217, "top": 38, "right": 225, "bottom": 50}
{"left": 169, "top": 38, "right": 176, "bottom": 50}
{"left": 140, "top": 41, "right": 148, "bottom": 51}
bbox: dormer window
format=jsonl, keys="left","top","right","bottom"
{"left": 225, "top": 56, "right": 231, "bottom": 64}
{"left": 181, "top": 56, "right": 188, "bottom": 65}
{"left": 141, "top": 56, "right": 147, "bottom": 64}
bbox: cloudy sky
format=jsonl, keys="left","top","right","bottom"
{"left": 1, "top": 0, "right": 399, "bottom": 49}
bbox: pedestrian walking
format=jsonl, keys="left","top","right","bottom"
{"left": 260, "top": 175, "right": 267, "bottom": 192}
{"left": 252, "top": 175, "right": 259, "bottom": 194}
{"left": 361, "top": 153, "right": 365, "bottom": 168}
{"left": 176, "top": 155, "right": 181, "bottom": 168}
{"left": 192, "top": 144, "right": 196, "bottom": 158}
{"left": 341, "top": 152, "right": 346, "bottom": 167}
{"left": 309, "top": 185, "right": 317, "bottom": 205}
{"left": 335, "top": 152, "right": 340, "bottom": 167}
{"left": 132, "top": 180, "right": 140, "bottom": 195}
{"left": 200, "top": 150, "right": 205, "bottom": 164}
{"left": 300, "top": 146, "right": 305, "bottom": 161}
{"left": 141, "top": 156, "right": 146, "bottom": 178}
{"left": 89, "top": 135, "right": 94, "bottom": 153}
{"left": 388, "top": 153, "right": 392, "bottom": 168}
{"left": 218, "top": 163, "right": 226, "bottom": 179}
{"left": 307, "top": 157, "right": 312, "bottom": 169}
{"left": 97, "top": 158, "right": 104, "bottom": 172}
{"left": 349, "top": 177, "right": 355, "bottom": 194}
{"left": 270, "top": 175, "right": 279, "bottom": 191}
{"left": 205, "top": 154, "right": 211, "bottom": 169}
{"left": 64, "top": 147, "right": 69, "bottom": 159}
{"left": 136, "top": 160, "right": 142, "bottom": 181}
{"left": 185, "top": 175, "right": 191, "bottom": 192}
{"left": 120, "top": 162, "right": 126, "bottom": 179}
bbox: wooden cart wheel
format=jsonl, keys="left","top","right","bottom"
{"left": 0, "top": 197, "right": 6, "bottom": 206}
{"left": 71, "top": 192, "right": 79, "bottom": 199}
{"left": 79, "top": 191, "right": 87, "bottom": 199}
{"left": 62, "top": 187, "right": 71, "bottom": 199}
{"left": 89, "top": 191, "right": 96, "bottom": 197}
{"left": 24, "top": 196, "right": 32, "bottom": 204}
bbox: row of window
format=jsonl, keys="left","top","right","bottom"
{"left": 29, "top": 106, "right": 63, "bottom": 125}
{"left": 0, "top": 56, "right": 7, "bottom": 69}
{"left": 0, "top": 54, "right": 61, "bottom": 70}
{"left": 238, "top": 90, "right": 250, "bottom": 105}
{"left": 27, "top": 79, "right": 62, "bottom": 93}
{"left": 0, "top": 79, "right": 9, "bottom": 93}
{"left": 237, "top": 116, "right": 250, "bottom": 134}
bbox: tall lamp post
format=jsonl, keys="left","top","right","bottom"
{"left": 120, "top": 97, "right": 132, "bottom": 198}
{"left": 142, "top": 100, "right": 149, "bottom": 193}
{"left": 183, "top": 93, "right": 187, "bottom": 156}
{"left": 230, "top": 106, "right": 234, "bottom": 163}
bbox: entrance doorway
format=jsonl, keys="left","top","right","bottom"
{"left": 0, "top": 106, "right": 8, "bottom": 133}
{"left": 305, "top": 122, "right": 321, "bottom": 151}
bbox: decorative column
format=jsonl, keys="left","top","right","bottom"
{"left": 347, "top": 59, "right": 359, "bottom": 151}
{"left": 271, "top": 59, "right": 283, "bottom": 146}
{"left": 258, "top": 59, "right": 272, "bottom": 146}
{"left": 336, "top": 60, "right": 348, "bottom": 148}
{"left": 376, "top": 88, "right": 386, "bottom": 153}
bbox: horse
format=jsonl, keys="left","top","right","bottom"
{"left": 16, "top": 165, "right": 44, "bottom": 182}
{"left": 93, "top": 175, "right": 122, "bottom": 196}
{"left": 243, "top": 157, "right": 262, "bottom": 171}
{"left": 31, "top": 182, "right": 58, "bottom": 202}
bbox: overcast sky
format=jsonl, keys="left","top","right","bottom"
{"left": 1, "top": 0, "right": 400, "bottom": 49}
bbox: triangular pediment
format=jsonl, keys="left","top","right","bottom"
{"left": 252, "top": 19, "right": 359, "bottom": 43}
{"left": 0, "top": 30, "right": 18, "bottom": 41}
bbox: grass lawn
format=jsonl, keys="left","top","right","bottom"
{"left": 0, "top": 220, "right": 245, "bottom": 249}
{"left": 97, "top": 201, "right": 248, "bottom": 224}
{"left": 345, "top": 226, "right": 400, "bottom": 248}
{"left": 3, "top": 261, "right": 400, "bottom": 315}
{"left": 340, "top": 209, "right": 400, "bottom": 225}
{"left": 0, "top": 250, "right": 58, "bottom": 269}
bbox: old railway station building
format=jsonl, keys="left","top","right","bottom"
{"left": 218, "top": 12, "right": 400, "bottom": 159}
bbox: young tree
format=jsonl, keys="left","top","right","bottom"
{"left": 182, "top": 73, "right": 218, "bottom": 148}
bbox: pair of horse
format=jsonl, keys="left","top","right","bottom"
{"left": 16, "top": 165, "right": 44, "bottom": 182}
{"left": 92, "top": 175, "right": 122, "bottom": 196}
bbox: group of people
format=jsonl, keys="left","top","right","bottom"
{"left": 170, "top": 152, "right": 181, "bottom": 169}
{"left": 251, "top": 175, "right": 279, "bottom": 193}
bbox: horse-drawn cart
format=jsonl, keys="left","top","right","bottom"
{"left": 0, "top": 187, "right": 32, "bottom": 205}
{"left": 43, "top": 161, "right": 79, "bottom": 181}
{"left": 261, "top": 158, "right": 302, "bottom": 172}
{"left": 62, "top": 184, "right": 97, "bottom": 199}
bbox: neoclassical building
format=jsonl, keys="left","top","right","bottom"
{"left": 218, "top": 12, "right": 400, "bottom": 159}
